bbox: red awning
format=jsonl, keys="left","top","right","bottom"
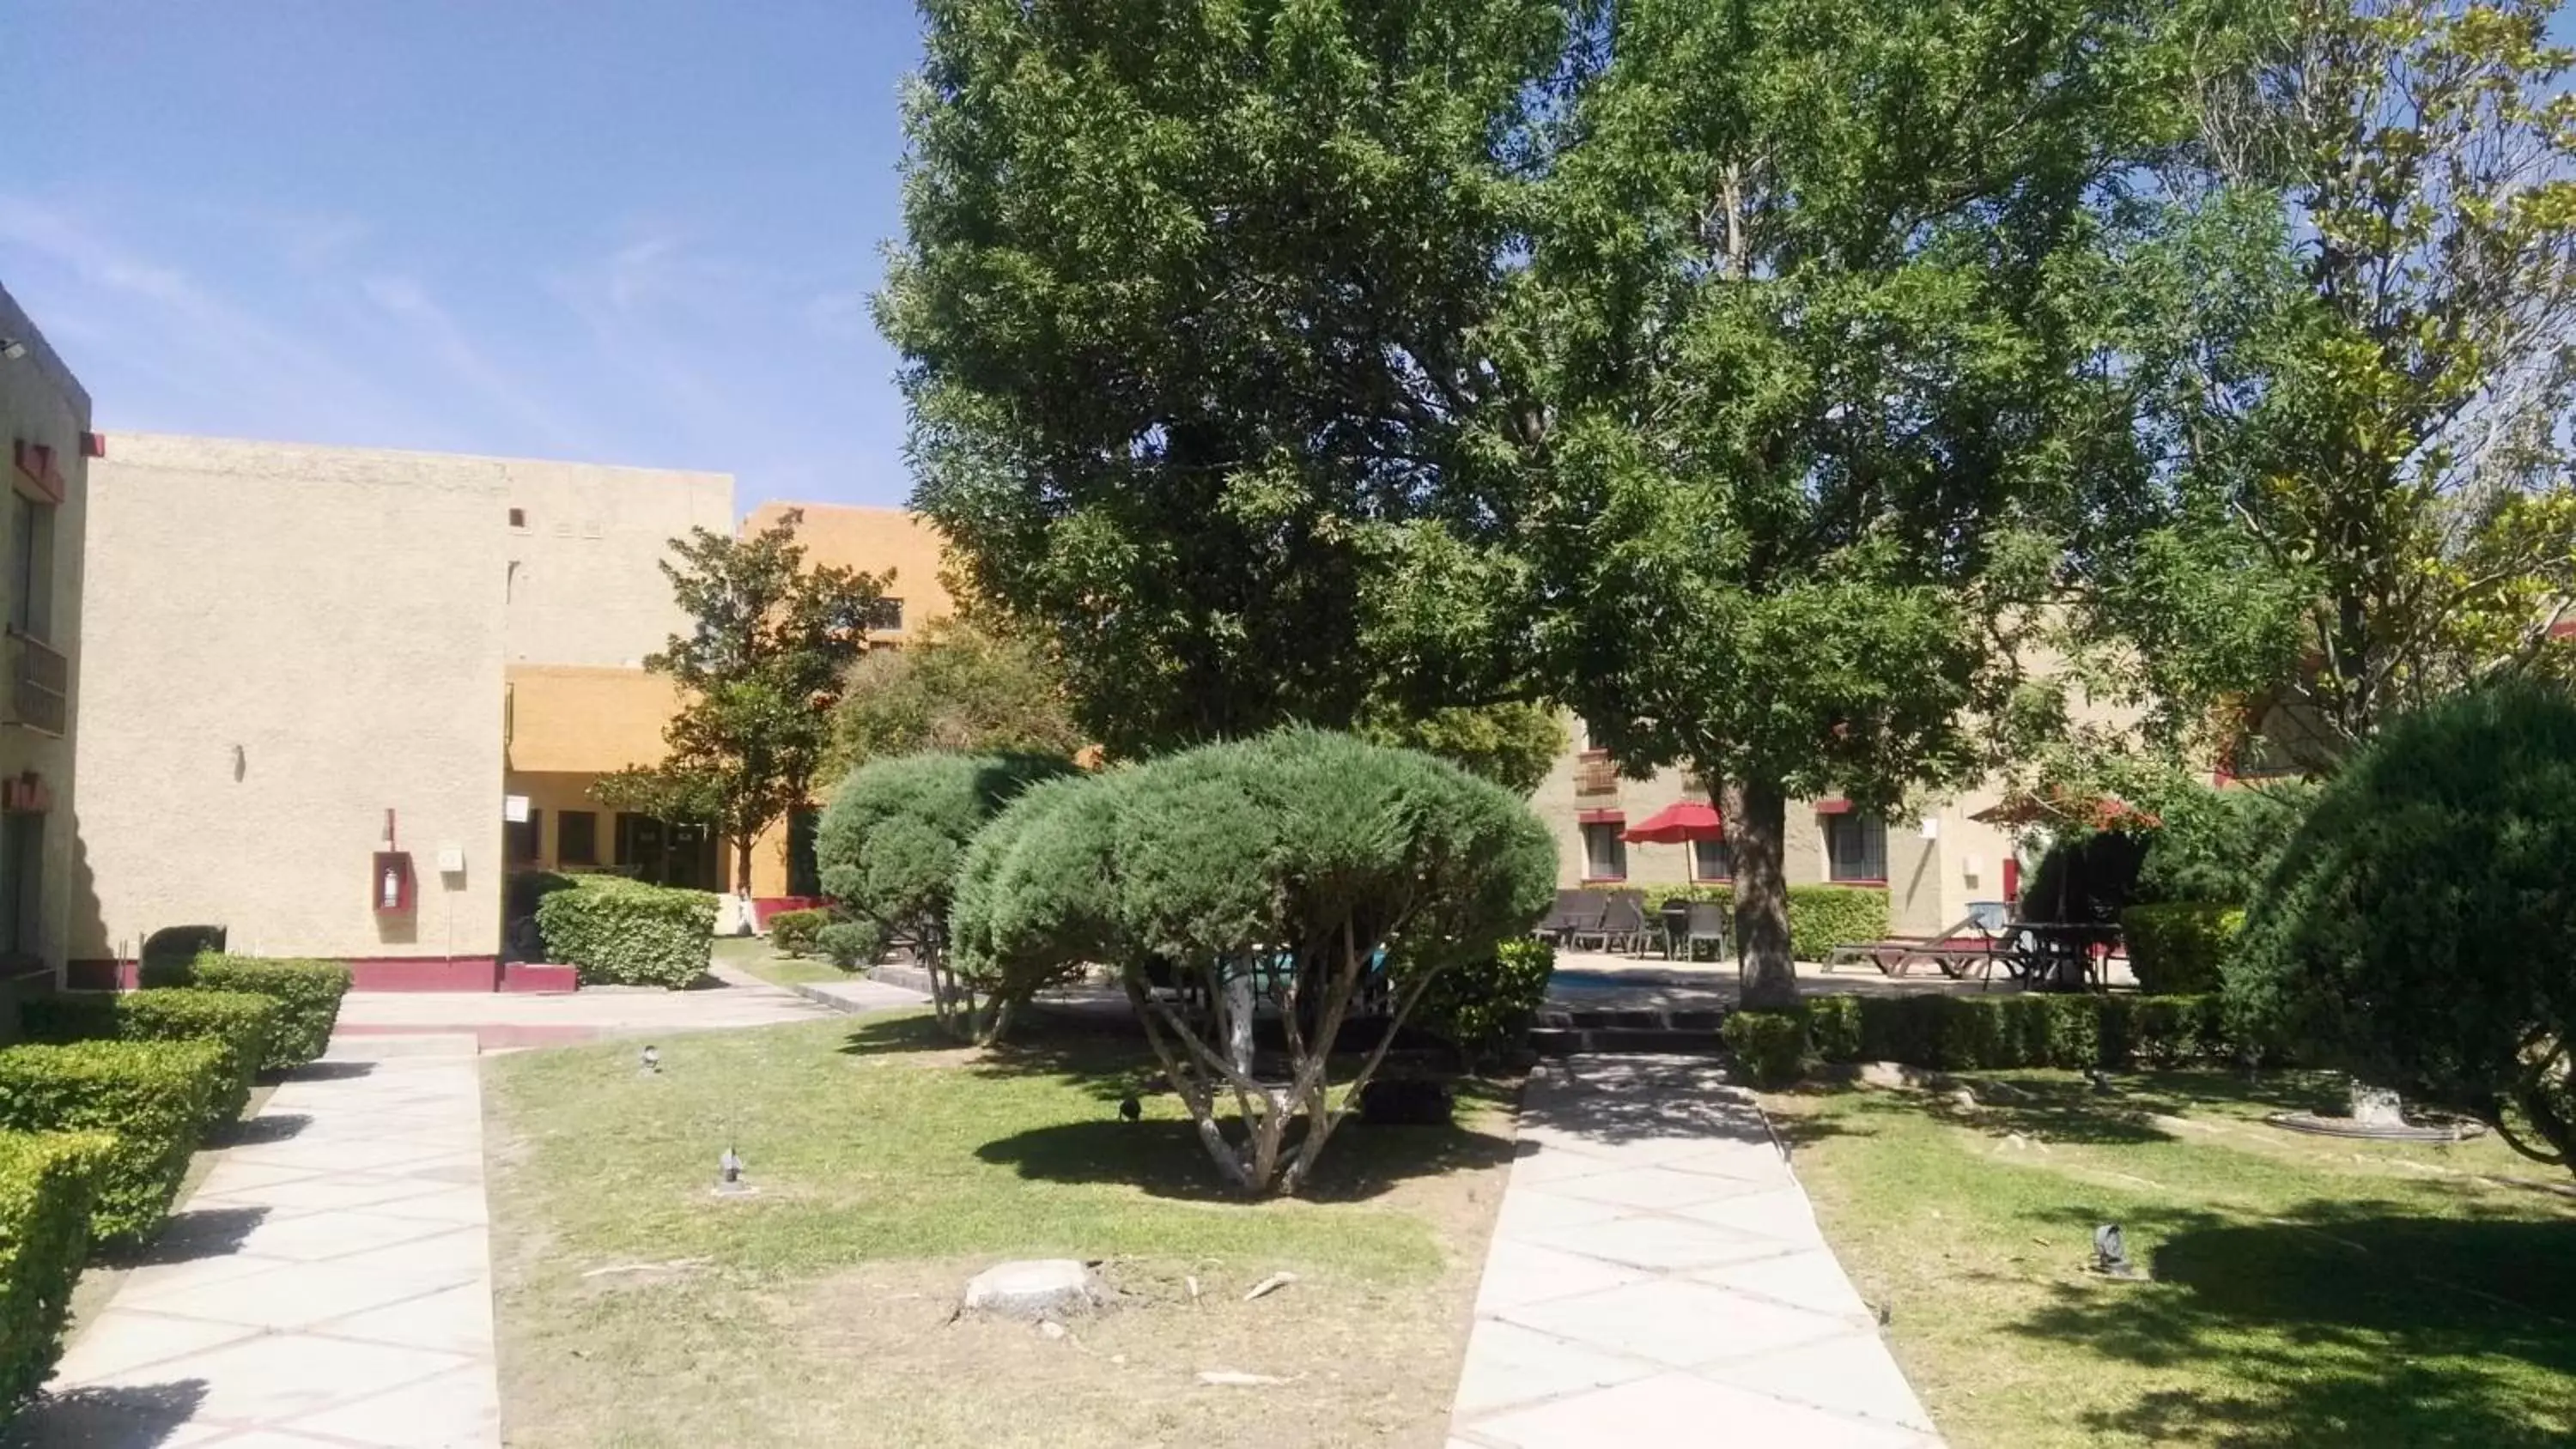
{"left": 1623, "top": 801, "right": 1724, "bottom": 843}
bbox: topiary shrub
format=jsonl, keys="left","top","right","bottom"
{"left": 815, "top": 921, "right": 883, "bottom": 971}
{"left": 1784, "top": 887, "right": 1893, "bottom": 962}
{"left": 1722, "top": 1010, "right": 1807, "bottom": 1087}
{"left": 148, "top": 956, "right": 353, "bottom": 1069}
{"left": 18, "top": 990, "right": 280, "bottom": 1130}
{"left": 2123, "top": 902, "right": 2245, "bottom": 995}
{"left": 0, "top": 1130, "right": 112, "bottom": 1421}
{"left": 947, "top": 770, "right": 1130, "bottom": 1040}
{"left": 817, "top": 751, "right": 1078, "bottom": 1038}
{"left": 0, "top": 1040, "right": 225, "bottom": 1248}
{"left": 1411, "top": 937, "right": 1555, "bottom": 1070}
{"left": 137, "top": 925, "right": 225, "bottom": 982}
{"left": 1805, "top": 995, "right": 1863, "bottom": 1062}
{"left": 2233, "top": 681, "right": 2576, "bottom": 1170}
{"left": 767, "top": 907, "right": 829, "bottom": 958}
{"left": 535, "top": 878, "right": 717, "bottom": 990}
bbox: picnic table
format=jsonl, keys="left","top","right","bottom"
{"left": 2004, "top": 921, "right": 2123, "bottom": 991}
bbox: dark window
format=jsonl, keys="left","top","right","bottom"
{"left": 507, "top": 506, "right": 527, "bottom": 530}
{"left": 787, "top": 808, "right": 821, "bottom": 896}
{"left": 1826, "top": 813, "right": 1888, "bottom": 882}
{"left": 615, "top": 812, "right": 660, "bottom": 872}
{"left": 866, "top": 597, "right": 904, "bottom": 631}
{"left": 1581, "top": 822, "right": 1628, "bottom": 881}
{"left": 507, "top": 808, "right": 544, "bottom": 865}
{"left": 0, "top": 812, "right": 40, "bottom": 956}
{"left": 1692, "top": 835, "right": 1732, "bottom": 881}
{"left": 557, "top": 810, "right": 598, "bottom": 866}
{"left": 9, "top": 494, "right": 50, "bottom": 638}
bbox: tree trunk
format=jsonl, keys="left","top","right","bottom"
{"left": 1224, "top": 963, "right": 1256, "bottom": 1080}
{"left": 1728, "top": 774, "right": 1800, "bottom": 1010}
{"left": 734, "top": 834, "right": 756, "bottom": 895}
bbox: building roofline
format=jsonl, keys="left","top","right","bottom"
{"left": 95, "top": 429, "right": 731, "bottom": 485}
{"left": 0, "top": 280, "right": 94, "bottom": 425}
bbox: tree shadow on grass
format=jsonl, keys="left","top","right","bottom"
{"left": 2009, "top": 1199, "right": 2576, "bottom": 1447}
{"left": 1844, "top": 1069, "right": 2345, "bottom": 1149}
{"left": 973, "top": 1113, "right": 1516, "bottom": 1204}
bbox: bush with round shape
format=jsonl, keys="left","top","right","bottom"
{"left": 2233, "top": 681, "right": 2576, "bottom": 1170}
{"left": 2132, "top": 780, "right": 2317, "bottom": 906}
{"left": 815, "top": 921, "right": 883, "bottom": 971}
{"left": 2122, "top": 902, "right": 2245, "bottom": 995}
{"left": 767, "top": 907, "right": 829, "bottom": 958}
{"left": 17, "top": 990, "right": 280, "bottom": 1131}
{"left": 0, "top": 1040, "right": 226, "bottom": 1248}
{"left": 947, "top": 769, "right": 1132, "bottom": 1040}
{"left": 1722, "top": 1010, "right": 1807, "bottom": 1087}
{"left": 534, "top": 878, "right": 716, "bottom": 990}
{"left": 1411, "top": 937, "right": 1554, "bottom": 1070}
{"left": 0, "top": 1130, "right": 113, "bottom": 1421}
{"left": 141, "top": 956, "right": 353, "bottom": 1070}
{"left": 816, "top": 751, "right": 1076, "bottom": 1036}
{"left": 137, "top": 925, "right": 225, "bottom": 981}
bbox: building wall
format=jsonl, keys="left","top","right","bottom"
{"left": 0, "top": 283, "right": 91, "bottom": 984}
{"left": 73, "top": 435, "right": 507, "bottom": 964}
{"left": 505, "top": 462, "right": 731, "bottom": 667}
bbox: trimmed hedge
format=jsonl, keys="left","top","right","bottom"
{"left": 1722, "top": 1011, "right": 1807, "bottom": 1088}
{"left": 0, "top": 1040, "right": 225, "bottom": 1248}
{"left": 141, "top": 956, "right": 352, "bottom": 1069}
{"left": 1660, "top": 884, "right": 1892, "bottom": 961}
{"left": 1413, "top": 937, "right": 1555, "bottom": 1068}
{"left": 0, "top": 1130, "right": 112, "bottom": 1421}
{"left": 535, "top": 877, "right": 717, "bottom": 989}
{"left": 1724, "top": 992, "right": 2239, "bottom": 1082}
{"left": 768, "top": 907, "right": 829, "bottom": 958}
{"left": 816, "top": 921, "right": 882, "bottom": 970}
{"left": 18, "top": 990, "right": 280, "bottom": 1130}
{"left": 2123, "top": 903, "right": 2245, "bottom": 995}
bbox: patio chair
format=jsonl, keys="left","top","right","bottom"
{"left": 1683, "top": 900, "right": 1730, "bottom": 961}
{"left": 1580, "top": 891, "right": 1650, "bottom": 955}
{"left": 1542, "top": 888, "right": 1608, "bottom": 946}
{"left": 1824, "top": 912, "right": 2011, "bottom": 983}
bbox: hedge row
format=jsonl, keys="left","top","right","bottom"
{"left": 0, "top": 1040, "right": 226, "bottom": 1248}
{"left": 768, "top": 907, "right": 829, "bottom": 958}
{"left": 535, "top": 876, "right": 718, "bottom": 989}
{"left": 1728, "top": 991, "right": 2242, "bottom": 1083}
{"left": 2122, "top": 903, "right": 2245, "bottom": 995}
{"left": 1413, "top": 937, "right": 1555, "bottom": 1068}
{"left": 18, "top": 990, "right": 280, "bottom": 1130}
{"left": 0, "top": 1130, "right": 112, "bottom": 1423}
{"left": 138, "top": 956, "right": 351, "bottom": 1069}
{"left": 1659, "top": 885, "right": 1892, "bottom": 961}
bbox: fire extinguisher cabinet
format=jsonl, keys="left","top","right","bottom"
{"left": 374, "top": 852, "right": 416, "bottom": 914}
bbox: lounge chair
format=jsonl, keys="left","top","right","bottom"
{"left": 1542, "top": 888, "right": 1608, "bottom": 946}
{"left": 1825, "top": 912, "right": 2011, "bottom": 982}
{"left": 1579, "top": 891, "right": 1650, "bottom": 955}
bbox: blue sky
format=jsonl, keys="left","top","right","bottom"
{"left": 3, "top": 1, "right": 923, "bottom": 509}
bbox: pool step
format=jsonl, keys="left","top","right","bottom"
{"left": 1528, "top": 1005, "right": 1735, "bottom": 1058}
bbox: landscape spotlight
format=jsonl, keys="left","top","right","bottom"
{"left": 0, "top": 338, "right": 27, "bottom": 361}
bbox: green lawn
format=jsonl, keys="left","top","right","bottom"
{"left": 483, "top": 1010, "right": 1514, "bottom": 1448}
{"left": 708, "top": 933, "right": 853, "bottom": 987}
{"left": 1768, "top": 1070, "right": 2576, "bottom": 1449}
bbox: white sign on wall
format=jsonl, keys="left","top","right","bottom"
{"left": 503, "top": 795, "right": 531, "bottom": 822}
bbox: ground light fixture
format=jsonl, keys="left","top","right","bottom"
{"left": 0, "top": 338, "right": 27, "bottom": 361}
{"left": 2093, "top": 1223, "right": 2145, "bottom": 1279}
{"left": 639, "top": 1044, "right": 660, "bottom": 1076}
{"left": 713, "top": 1143, "right": 756, "bottom": 1197}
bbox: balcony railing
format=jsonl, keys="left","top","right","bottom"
{"left": 9, "top": 632, "right": 67, "bottom": 737}
{"left": 1572, "top": 754, "right": 1619, "bottom": 798}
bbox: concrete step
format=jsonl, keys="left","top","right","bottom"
{"left": 1528, "top": 1027, "right": 1727, "bottom": 1058}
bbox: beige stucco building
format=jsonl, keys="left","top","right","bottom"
{"left": 0, "top": 284, "right": 91, "bottom": 988}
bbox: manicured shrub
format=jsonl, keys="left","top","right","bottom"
{"left": 1722, "top": 1010, "right": 1807, "bottom": 1087}
{"left": 2132, "top": 779, "right": 2317, "bottom": 906}
{"left": 949, "top": 770, "right": 1132, "bottom": 1037}
{"left": 138, "top": 925, "right": 226, "bottom": 981}
{"left": 816, "top": 922, "right": 883, "bottom": 970}
{"left": 0, "top": 1130, "right": 112, "bottom": 1420}
{"left": 506, "top": 869, "right": 580, "bottom": 919}
{"left": 1810, "top": 991, "right": 2205, "bottom": 1072}
{"left": 2234, "top": 681, "right": 2576, "bottom": 1168}
{"left": 1412, "top": 937, "right": 1555, "bottom": 1068}
{"left": 1805, "top": 995, "right": 1863, "bottom": 1063}
{"left": 1662, "top": 885, "right": 1889, "bottom": 961}
{"left": 535, "top": 878, "right": 716, "bottom": 990}
{"left": 767, "top": 907, "right": 829, "bottom": 958}
{"left": 0, "top": 1040, "right": 225, "bottom": 1248}
{"left": 2101, "top": 993, "right": 2232, "bottom": 1069}
{"left": 18, "top": 990, "right": 280, "bottom": 1130}
{"left": 145, "top": 956, "right": 353, "bottom": 1068}
{"left": 2123, "top": 903, "right": 2245, "bottom": 995}
{"left": 818, "top": 751, "right": 1080, "bottom": 1036}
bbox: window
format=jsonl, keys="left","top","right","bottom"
{"left": 787, "top": 808, "right": 822, "bottom": 897}
{"left": 866, "top": 597, "right": 905, "bottom": 632}
{"left": 507, "top": 808, "right": 544, "bottom": 864}
{"left": 0, "top": 812, "right": 40, "bottom": 957}
{"left": 1826, "top": 813, "right": 1888, "bottom": 882}
{"left": 1692, "top": 835, "right": 1732, "bottom": 881}
{"left": 1581, "top": 822, "right": 1628, "bottom": 881}
{"left": 557, "top": 810, "right": 598, "bottom": 866}
{"left": 507, "top": 507, "right": 527, "bottom": 530}
{"left": 9, "top": 493, "right": 50, "bottom": 639}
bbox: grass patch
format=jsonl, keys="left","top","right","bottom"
{"left": 710, "top": 934, "right": 861, "bottom": 989}
{"left": 1767, "top": 1069, "right": 2576, "bottom": 1449}
{"left": 483, "top": 1010, "right": 1516, "bottom": 1447}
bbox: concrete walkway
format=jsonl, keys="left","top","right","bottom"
{"left": 1448, "top": 1057, "right": 1943, "bottom": 1449}
{"left": 15, "top": 1035, "right": 499, "bottom": 1448}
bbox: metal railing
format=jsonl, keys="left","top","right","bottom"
{"left": 8, "top": 631, "right": 66, "bottom": 736}
{"left": 1572, "top": 755, "right": 1619, "bottom": 797}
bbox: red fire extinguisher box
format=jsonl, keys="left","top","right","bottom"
{"left": 374, "top": 852, "right": 416, "bottom": 914}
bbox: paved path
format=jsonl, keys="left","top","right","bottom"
{"left": 15, "top": 1036, "right": 499, "bottom": 1448}
{"left": 1448, "top": 1056, "right": 1943, "bottom": 1449}
{"left": 335, "top": 967, "right": 835, "bottom": 1052}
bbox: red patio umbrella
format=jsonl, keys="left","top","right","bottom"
{"left": 1623, "top": 800, "right": 1725, "bottom": 843}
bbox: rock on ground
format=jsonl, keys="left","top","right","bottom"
{"left": 963, "top": 1259, "right": 1103, "bottom": 1319}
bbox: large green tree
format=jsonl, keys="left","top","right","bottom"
{"left": 1515, "top": 0, "right": 2194, "bottom": 1005}
{"left": 831, "top": 616, "right": 1085, "bottom": 767}
{"left": 2087, "top": 0, "right": 2576, "bottom": 770}
{"left": 879, "top": 0, "right": 1567, "bottom": 756}
{"left": 597, "top": 511, "right": 887, "bottom": 894}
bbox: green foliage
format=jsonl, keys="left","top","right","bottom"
{"left": 1358, "top": 702, "right": 1568, "bottom": 797}
{"left": 949, "top": 770, "right": 1130, "bottom": 1016}
{"left": 507, "top": 869, "right": 580, "bottom": 919}
{"left": 2123, "top": 903, "right": 2247, "bottom": 996}
{"left": 595, "top": 508, "right": 890, "bottom": 891}
{"left": 815, "top": 922, "right": 883, "bottom": 971}
{"left": 146, "top": 955, "right": 353, "bottom": 1070}
{"left": 2235, "top": 681, "right": 2576, "bottom": 1168}
{"left": 0, "top": 1040, "right": 224, "bottom": 1248}
{"left": 886, "top": 0, "right": 1566, "bottom": 756}
{"left": 833, "top": 617, "right": 1084, "bottom": 768}
{"left": 1804, "top": 992, "right": 2215, "bottom": 1072}
{"left": 1662, "top": 885, "right": 1889, "bottom": 962}
{"left": 18, "top": 990, "right": 281, "bottom": 1130}
{"left": 1412, "top": 937, "right": 1555, "bottom": 1067}
{"left": 0, "top": 1130, "right": 112, "bottom": 1419}
{"left": 766, "top": 908, "right": 829, "bottom": 958}
{"left": 2101, "top": 993, "right": 2233, "bottom": 1070}
{"left": 137, "top": 925, "right": 225, "bottom": 979}
{"left": 1805, "top": 996, "right": 1864, "bottom": 1064}
{"left": 2132, "top": 782, "right": 2317, "bottom": 906}
{"left": 1722, "top": 1011, "right": 1808, "bottom": 1088}
{"left": 535, "top": 879, "right": 718, "bottom": 991}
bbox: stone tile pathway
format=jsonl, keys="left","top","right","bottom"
{"left": 13, "top": 1035, "right": 499, "bottom": 1448}
{"left": 1448, "top": 1056, "right": 1944, "bottom": 1449}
